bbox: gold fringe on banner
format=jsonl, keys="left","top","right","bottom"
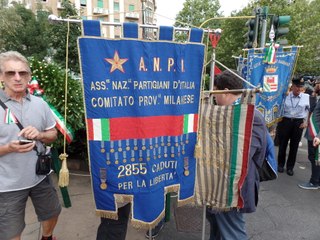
{"left": 96, "top": 194, "right": 133, "bottom": 220}
{"left": 194, "top": 133, "right": 202, "bottom": 159}
{"left": 165, "top": 184, "right": 179, "bottom": 193}
{"left": 96, "top": 210, "right": 118, "bottom": 220}
{"left": 95, "top": 185, "right": 189, "bottom": 229}
{"left": 115, "top": 194, "right": 133, "bottom": 204}
{"left": 177, "top": 195, "right": 195, "bottom": 207}
{"left": 131, "top": 211, "right": 166, "bottom": 230}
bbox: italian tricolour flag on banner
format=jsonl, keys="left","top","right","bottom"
{"left": 195, "top": 103, "right": 254, "bottom": 210}
{"left": 87, "top": 114, "right": 198, "bottom": 141}
{"left": 87, "top": 118, "right": 110, "bottom": 141}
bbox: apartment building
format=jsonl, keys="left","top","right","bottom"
{"left": 7, "top": 0, "right": 156, "bottom": 38}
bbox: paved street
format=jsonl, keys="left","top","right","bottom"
{"left": 22, "top": 139, "right": 320, "bottom": 240}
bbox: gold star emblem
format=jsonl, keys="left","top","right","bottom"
{"left": 105, "top": 51, "right": 128, "bottom": 73}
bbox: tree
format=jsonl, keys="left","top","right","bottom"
{"left": 216, "top": 0, "right": 320, "bottom": 76}
{"left": 175, "top": 0, "right": 221, "bottom": 28}
{"left": 46, "top": 0, "right": 81, "bottom": 73}
{"left": 0, "top": 6, "right": 23, "bottom": 52}
{"left": 0, "top": 0, "right": 8, "bottom": 9}
{"left": 288, "top": 0, "right": 320, "bottom": 74}
{"left": 175, "top": 0, "right": 221, "bottom": 89}
{"left": 0, "top": 4, "right": 50, "bottom": 59}
{"left": 14, "top": 4, "right": 50, "bottom": 59}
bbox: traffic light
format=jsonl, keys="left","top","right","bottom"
{"left": 271, "top": 15, "right": 291, "bottom": 45}
{"left": 244, "top": 14, "right": 260, "bottom": 48}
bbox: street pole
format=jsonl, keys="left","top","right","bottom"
{"left": 208, "top": 29, "right": 221, "bottom": 103}
{"left": 209, "top": 51, "right": 216, "bottom": 91}
{"left": 260, "top": 6, "right": 269, "bottom": 47}
{"left": 260, "top": 18, "right": 267, "bottom": 47}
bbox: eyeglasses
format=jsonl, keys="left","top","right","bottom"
{"left": 3, "top": 71, "right": 30, "bottom": 78}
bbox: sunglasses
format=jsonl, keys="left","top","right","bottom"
{"left": 3, "top": 71, "right": 30, "bottom": 78}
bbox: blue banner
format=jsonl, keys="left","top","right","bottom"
{"left": 243, "top": 47, "right": 298, "bottom": 126}
{"left": 78, "top": 36, "right": 205, "bottom": 226}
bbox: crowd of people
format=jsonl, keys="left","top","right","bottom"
{"left": 0, "top": 50, "right": 319, "bottom": 240}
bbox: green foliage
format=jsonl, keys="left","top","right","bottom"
{"left": 0, "top": 7, "right": 24, "bottom": 52}
{"left": 175, "top": 0, "right": 221, "bottom": 28}
{"left": 175, "top": 0, "right": 320, "bottom": 77}
{"left": 175, "top": 0, "right": 221, "bottom": 89}
{"left": 0, "top": 3, "right": 86, "bottom": 153}
{"left": 46, "top": 0, "right": 81, "bottom": 73}
{"left": 0, "top": 4, "right": 49, "bottom": 59}
{"left": 288, "top": 0, "right": 320, "bottom": 74}
{"left": 29, "top": 58, "right": 85, "bottom": 148}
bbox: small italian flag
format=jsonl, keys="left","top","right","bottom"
{"left": 51, "top": 109, "right": 74, "bottom": 144}
{"left": 87, "top": 114, "right": 198, "bottom": 141}
{"left": 47, "top": 102, "right": 74, "bottom": 144}
{"left": 4, "top": 108, "right": 17, "bottom": 124}
{"left": 183, "top": 114, "right": 197, "bottom": 134}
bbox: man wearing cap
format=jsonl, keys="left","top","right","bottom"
{"left": 277, "top": 76, "right": 310, "bottom": 176}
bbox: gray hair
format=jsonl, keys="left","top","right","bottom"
{"left": 0, "top": 51, "right": 31, "bottom": 73}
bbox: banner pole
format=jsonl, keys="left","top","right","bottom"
{"left": 214, "top": 59, "right": 258, "bottom": 89}
{"left": 149, "top": 228, "right": 152, "bottom": 240}
{"left": 203, "top": 88, "right": 262, "bottom": 94}
{"left": 242, "top": 45, "right": 303, "bottom": 51}
{"left": 209, "top": 51, "right": 216, "bottom": 91}
{"left": 48, "top": 14, "right": 212, "bottom": 33}
{"left": 201, "top": 205, "right": 206, "bottom": 240}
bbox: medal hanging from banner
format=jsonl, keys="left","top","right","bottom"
{"left": 184, "top": 157, "right": 190, "bottom": 176}
{"left": 99, "top": 168, "right": 107, "bottom": 190}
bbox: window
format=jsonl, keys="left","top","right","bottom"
{"left": 129, "top": 4, "right": 134, "bottom": 12}
{"left": 80, "top": 0, "right": 86, "bottom": 6}
{"left": 114, "top": 18, "right": 120, "bottom": 22}
{"left": 97, "top": 0, "right": 103, "bottom": 8}
{"left": 114, "top": 2, "right": 119, "bottom": 12}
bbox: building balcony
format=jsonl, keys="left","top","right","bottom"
{"left": 93, "top": 7, "right": 109, "bottom": 15}
{"left": 125, "top": 12, "right": 139, "bottom": 19}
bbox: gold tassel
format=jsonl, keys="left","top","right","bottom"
{"left": 194, "top": 133, "right": 201, "bottom": 159}
{"left": 59, "top": 153, "right": 69, "bottom": 187}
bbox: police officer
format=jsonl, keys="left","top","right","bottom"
{"left": 277, "top": 76, "right": 310, "bottom": 176}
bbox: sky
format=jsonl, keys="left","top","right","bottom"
{"left": 156, "top": 0, "right": 251, "bottom": 26}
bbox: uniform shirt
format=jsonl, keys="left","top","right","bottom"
{"left": 282, "top": 92, "right": 310, "bottom": 119}
{"left": 0, "top": 90, "right": 56, "bottom": 192}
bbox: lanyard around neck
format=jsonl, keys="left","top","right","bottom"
{"left": 290, "top": 94, "right": 301, "bottom": 109}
